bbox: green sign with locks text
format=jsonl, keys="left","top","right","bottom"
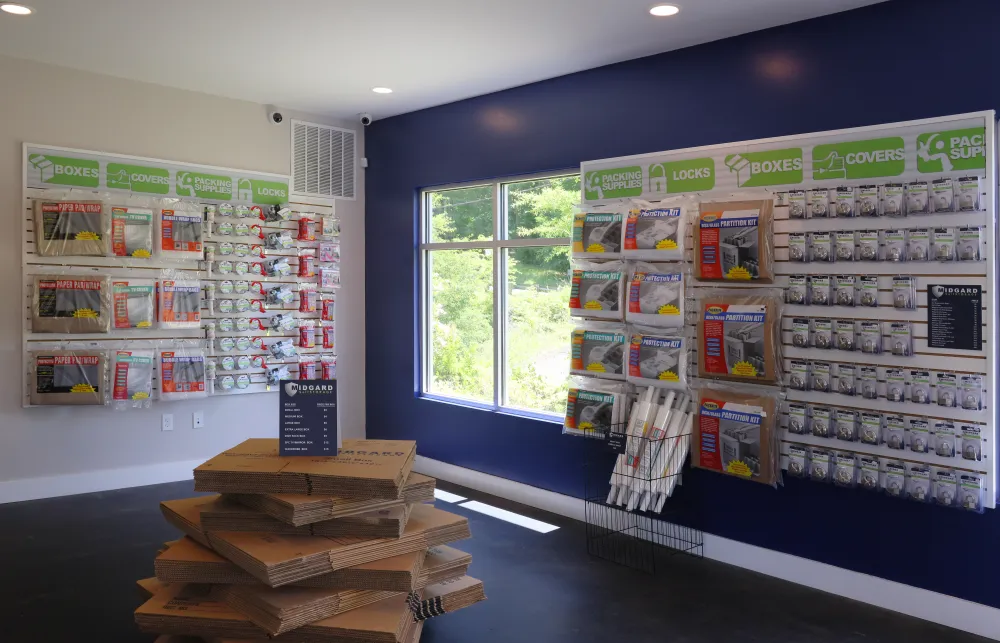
{"left": 107, "top": 163, "right": 171, "bottom": 194}
{"left": 812, "top": 137, "right": 905, "bottom": 180}
{"left": 648, "top": 158, "right": 715, "bottom": 193}
{"left": 238, "top": 178, "right": 290, "bottom": 205}
{"left": 725, "top": 148, "right": 803, "bottom": 187}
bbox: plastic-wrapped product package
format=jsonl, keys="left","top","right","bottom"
{"left": 625, "top": 263, "right": 685, "bottom": 328}
{"left": 270, "top": 313, "right": 298, "bottom": 333}
{"left": 861, "top": 413, "right": 885, "bottom": 446}
{"left": 695, "top": 199, "right": 774, "bottom": 282}
{"left": 809, "top": 276, "right": 831, "bottom": 306}
{"left": 622, "top": 197, "right": 693, "bottom": 261}
{"left": 808, "top": 232, "right": 833, "bottom": 263}
{"left": 909, "top": 369, "right": 931, "bottom": 404}
{"left": 960, "top": 474, "right": 985, "bottom": 513}
{"left": 298, "top": 321, "right": 316, "bottom": 348}
{"left": 834, "top": 320, "right": 856, "bottom": 352}
{"left": 835, "top": 232, "right": 856, "bottom": 262}
{"left": 787, "top": 360, "right": 809, "bottom": 391}
{"left": 158, "top": 280, "right": 202, "bottom": 328}
{"left": 810, "top": 406, "right": 832, "bottom": 438}
{"left": 958, "top": 227, "right": 984, "bottom": 261}
{"left": 934, "top": 470, "right": 957, "bottom": 507}
{"left": 569, "top": 261, "right": 624, "bottom": 320}
{"left": 787, "top": 402, "right": 809, "bottom": 434}
{"left": 265, "top": 230, "right": 294, "bottom": 250}
{"left": 858, "top": 230, "right": 880, "bottom": 261}
{"left": 810, "top": 361, "right": 831, "bottom": 393}
{"left": 807, "top": 188, "right": 831, "bottom": 218}
{"left": 785, "top": 275, "right": 807, "bottom": 305}
{"left": 321, "top": 322, "right": 336, "bottom": 350}
{"left": 936, "top": 372, "right": 958, "bottom": 407}
{"left": 322, "top": 215, "right": 340, "bottom": 238}
{"left": 33, "top": 196, "right": 107, "bottom": 257}
{"left": 957, "top": 177, "right": 981, "bottom": 212}
{"left": 321, "top": 296, "right": 335, "bottom": 321}
{"left": 569, "top": 323, "right": 626, "bottom": 380}
{"left": 906, "top": 182, "right": 930, "bottom": 215}
{"left": 834, "top": 186, "right": 856, "bottom": 218}
{"left": 299, "top": 249, "right": 317, "bottom": 278}
{"left": 834, "top": 275, "right": 856, "bottom": 307}
{"left": 269, "top": 339, "right": 298, "bottom": 359}
{"left": 32, "top": 275, "right": 112, "bottom": 333}
{"left": 319, "top": 240, "right": 341, "bottom": 264}
{"left": 931, "top": 178, "right": 955, "bottom": 212}
{"left": 159, "top": 347, "right": 207, "bottom": 400}
{"left": 321, "top": 355, "right": 337, "bottom": 379}
{"left": 786, "top": 445, "right": 809, "bottom": 479}
{"left": 788, "top": 233, "right": 808, "bottom": 262}
{"left": 264, "top": 257, "right": 292, "bottom": 277}
{"left": 909, "top": 419, "right": 930, "bottom": 453}
{"left": 110, "top": 349, "right": 154, "bottom": 409}
{"left": 932, "top": 227, "right": 956, "bottom": 262}
{"left": 157, "top": 200, "right": 204, "bottom": 260}
{"left": 267, "top": 285, "right": 295, "bottom": 307}
{"left": 786, "top": 190, "right": 806, "bottom": 219}
{"left": 109, "top": 200, "right": 154, "bottom": 258}
{"left": 961, "top": 424, "right": 982, "bottom": 461}
{"left": 571, "top": 207, "right": 623, "bottom": 258}
{"left": 810, "top": 449, "right": 832, "bottom": 483}
{"left": 111, "top": 279, "right": 156, "bottom": 329}
{"left": 858, "top": 276, "right": 879, "bottom": 307}
{"left": 299, "top": 356, "right": 317, "bottom": 380}
{"left": 907, "top": 228, "right": 930, "bottom": 262}
{"left": 696, "top": 288, "right": 783, "bottom": 384}
{"left": 562, "top": 376, "right": 629, "bottom": 438}
{"left": 934, "top": 422, "right": 957, "bottom": 458}
{"left": 881, "top": 184, "right": 904, "bottom": 217}
{"left": 837, "top": 364, "right": 856, "bottom": 396}
{"left": 833, "top": 453, "right": 857, "bottom": 488}
{"left": 28, "top": 348, "right": 108, "bottom": 405}
{"left": 299, "top": 283, "right": 318, "bottom": 313}
{"left": 811, "top": 319, "right": 832, "bottom": 350}
{"left": 298, "top": 216, "right": 317, "bottom": 242}
{"left": 858, "top": 185, "right": 879, "bottom": 217}
{"left": 691, "top": 381, "right": 782, "bottom": 486}
{"left": 859, "top": 456, "right": 880, "bottom": 490}
{"left": 834, "top": 409, "right": 856, "bottom": 442}
{"left": 884, "top": 461, "right": 905, "bottom": 497}
{"left": 906, "top": 464, "right": 931, "bottom": 502}
{"left": 320, "top": 266, "right": 341, "bottom": 289}
{"left": 626, "top": 329, "right": 688, "bottom": 390}
{"left": 959, "top": 374, "right": 984, "bottom": 411}
{"left": 885, "top": 368, "right": 906, "bottom": 403}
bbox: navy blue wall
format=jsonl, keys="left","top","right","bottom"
{"left": 366, "top": 0, "right": 1000, "bottom": 607}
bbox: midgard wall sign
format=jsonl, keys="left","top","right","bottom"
{"left": 580, "top": 116, "right": 987, "bottom": 203}
{"left": 25, "top": 145, "right": 289, "bottom": 205}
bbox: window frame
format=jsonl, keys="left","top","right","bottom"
{"left": 418, "top": 170, "right": 578, "bottom": 419}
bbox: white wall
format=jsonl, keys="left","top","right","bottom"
{"left": 0, "top": 55, "right": 365, "bottom": 499}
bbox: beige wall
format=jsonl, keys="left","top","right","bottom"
{"left": 0, "top": 55, "right": 365, "bottom": 496}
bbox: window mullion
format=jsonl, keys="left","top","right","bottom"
{"left": 492, "top": 183, "right": 503, "bottom": 409}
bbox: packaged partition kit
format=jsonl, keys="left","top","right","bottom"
{"left": 696, "top": 289, "right": 782, "bottom": 384}
{"left": 695, "top": 199, "right": 774, "bottom": 282}
{"left": 692, "top": 382, "right": 781, "bottom": 486}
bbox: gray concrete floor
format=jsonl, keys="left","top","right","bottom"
{"left": 0, "top": 479, "right": 989, "bottom": 643}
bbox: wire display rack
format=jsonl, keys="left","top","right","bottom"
{"left": 583, "top": 422, "right": 704, "bottom": 573}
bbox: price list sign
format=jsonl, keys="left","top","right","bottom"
{"left": 279, "top": 380, "right": 340, "bottom": 456}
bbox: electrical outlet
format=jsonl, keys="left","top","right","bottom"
{"left": 162, "top": 414, "right": 174, "bottom": 432}
{"left": 193, "top": 411, "right": 205, "bottom": 429}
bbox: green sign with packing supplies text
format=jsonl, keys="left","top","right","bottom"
{"left": 25, "top": 146, "right": 289, "bottom": 204}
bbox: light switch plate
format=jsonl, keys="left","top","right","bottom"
{"left": 162, "top": 414, "right": 174, "bottom": 431}
{"left": 193, "top": 411, "right": 204, "bottom": 429}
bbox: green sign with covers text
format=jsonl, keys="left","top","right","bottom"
{"left": 812, "top": 137, "right": 905, "bottom": 180}
{"left": 27, "top": 153, "right": 99, "bottom": 188}
{"left": 916, "top": 127, "right": 986, "bottom": 173}
{"left": 107, "top": 163, "right": 171, "bottom": 194}
{"left": 649, "top": 158, "right": 715, "bottom": 193}
{"left": 725, "top": 148, "right": 803, "bottom": 187}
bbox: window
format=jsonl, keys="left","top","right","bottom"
{"left": 420, "top": 173, "right": 580, "bottom": 417}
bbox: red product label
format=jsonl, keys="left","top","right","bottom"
{"left": 37, "top": 355, "right": 99, "bottom": 366}
{"left": 323, "top": 324, "right": 335, "bottom": 349}
{"left": 568, "top": 271, "right": 582, "bottom": 310}
{"left": 298, "top": 218, "right": 315, "bottom": 241}
{"left": 300, "top": 289, "right": 317, "bottom": 313}
{"left": 627, "top": 274, "right": 643, "bottom": 313}
{"left": 41, "top": 279, "right": 100, "bottom": 290}
{"left": 321, "top": 297, "right": 335, "bottom": 321}
{"left": 299, "top": 361, "right": 317, "bottom": 380}
{"left": 321, "top": 359, "right": 336, "bottom": 379}
{"left": 298, "top": 254, "right": 315, "bottom": 278}
{"left": 697, "top": 404, "right": 723, "bottom": 472}
{"left": 112, "top": 282, "right": 130, "bottom": 329}
{"left": 111, "top": 212, "right": 127, "bottom": 257}
{"left": 299, "top": 325, "right": 316, "bottom": 348}
{"left": 112, "top": 358, "right": 129, "bottom": 400}
{"left": 43, "top": 202, "right": 102, "bottom": 214}
{"left": 698, "top": 224, "right": 723, "bottom": 279}
{"left": 701, "top": 311, "right": 728, "bottom": 376}
{"left": 623, "top": 212, "right": 639, "bottom": 250}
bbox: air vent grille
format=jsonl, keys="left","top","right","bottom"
{"left": 292, "top": 120, "right": 356, "bottom": 199}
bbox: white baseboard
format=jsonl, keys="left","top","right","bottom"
{"left": 0, "top": 459, "right": 201, "bottom": 504}
{"left": 415, "top": 456, "right": 1000, "bottom": 641}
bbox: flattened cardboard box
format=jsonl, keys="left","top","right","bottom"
{"left": 229, "top": 473, "right": 436, "bottom": 526}
{"left": 411, "top": 576, "right": 487, "bottom": 621}
{"left": 207, "top": 504, "right": 471, "bottom": 587}
{"left": 201, "top": 495, "right": 413, "bottom": 540}
{"left": 194, "top": 439, "right": 417, "bottom": 499}
{"left": 155, "top": 536, "right": 426, "bottom": 592}
{"left": 138, "top": 581, "right": 453, "bottom": 643}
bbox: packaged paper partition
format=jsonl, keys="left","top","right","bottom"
{"left": 205, "top": 504, "right": 471, "bottom": 586}
{"left": 32, "top": 275, "right": 112, "bottom": 333}
{"left": 193, "top": 438, "right": 418, "bottom": 499}
{"left": 110, "top": 206, "right": 154, "bottom": 257}
{"left": 230, "top": 472, "right": 435, "bottom": 526}
{"left": 695, "top": 199, "right": 774, "bottom": 282}
{"left": 692, "top": 385, "right": 780, "bottom": 486}
{"left": 28, "top": 350, "right": 107, "bottom": 405}
{"left": 33, "top": 199, "right": 107, "bottom": 256}
{"left": 112, "top": 280, "right": 156, "bottom": 329}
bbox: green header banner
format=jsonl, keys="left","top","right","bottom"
{"left": 725, "top": 148, "right": 802, "bottom": 187}
{"left": 25, "top": 145, "right": 288, "bottom": 204}
{"left": 811, "top": 137, "right": 905, "bottom": 180}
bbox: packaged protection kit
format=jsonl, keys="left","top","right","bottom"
{"left": 569, "top": 323, "right": 627, "bottom": 379}
{"left": 571, "top": 207, "right": 623, "bottom": 257}
{"left": 625, "top": 263, "right": 685, "bottom": 327}
{"left": 622, "top": 197, "right": 693, "bottom": 261}
{"left": 563, "top": 376, "right": 629, "bottom": 438}
{"left": 569, "top": 261, "right": 624, "bottom": 320}
{"left": 626, "top": 328, "right": 688, "bottom": 390}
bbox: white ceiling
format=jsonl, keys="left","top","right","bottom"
{"left": 0, "top": 0, "right": 885, "bottom": 121}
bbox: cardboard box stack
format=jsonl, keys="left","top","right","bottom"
{"left": 135, "top": 439, "right": 486, "bottom": 643}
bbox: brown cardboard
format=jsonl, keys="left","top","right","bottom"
{"left": 155, "top": 536, "right": 427, "bottom": 593}
{"left": 229, "top": 473, "right": 435, "bottom": 526}
{"left": 137, "top": 577, "right": 170, "bottom": 601}
{"left": 207, "top": 504, "right": 470, "bottom": 587}
{"left": 30, "top": 275, "right": 112, "bottom": 334}
{"left": 160, "top": 496, "right": 216, "bottom": 548}
{"left": 194, "top": 439, "right": 417, "bottom": 499}
{"left": 692, "top": 385, "right": 780, "bottom": 486}
{"left": 694, "top": 199, "right": 775, "bottom": 282}
{"left": 33, "top": 199, "right": 108, "bottom": 257}
{"left": 28, "top": 349, "right": 108, "bottom": 405}
{"left": 413, "top": 576, "right": 486, "bottom": 622}
{"left": 201, "top": 496, "right": 412, "bottom": 539}
{"left": 696, "top": 291, "right": 782, "bottom": 385}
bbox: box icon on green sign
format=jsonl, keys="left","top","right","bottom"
{"left": 584, "top": 167, "right": 643, "bottom": 200}
{"left": 812, "top": 137, "right": 905, "bottom": 180}
{"left": 916, "top": 127, "right": 986, "bottom": 173}
{"left": 27, "top": 153, "right": 99, "bottom": 188}
{"left": 725, "top": 148, "right": 802, "bottom": 187}
{"left": 107, "top": 163, "right": 170, "bottom": 194}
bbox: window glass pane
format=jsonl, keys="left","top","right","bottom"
{"left": 504, "top": 246, "right": 573, "bottom": 414}
{"left": 428, "top": 186, "right": 493, "bottom": 243}
{"left": 505, "top": 175, "right": 580, "bottom": 240}
{"left": 426, "top": 248, "right": 494, "bottom": 402}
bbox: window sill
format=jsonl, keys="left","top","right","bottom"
{"left": 417, "top": 393, "right": 562, "bottom": 425}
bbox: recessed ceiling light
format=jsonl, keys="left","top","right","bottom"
{"left": 371, "top": 87, "right": 393, "bottom": 94}
{"left": 649, "top": 4, "right": 680, "bottom": 17}
{"left": 0, "top": 3, "right": 33, "bottom": 15}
